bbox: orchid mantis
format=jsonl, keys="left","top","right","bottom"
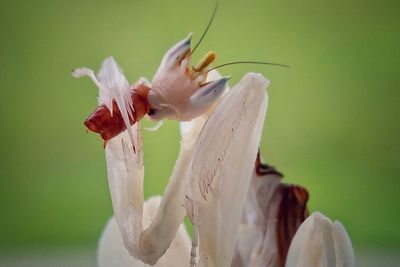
{"left": 74, "top": 22, "right": 354, "bottom": 267}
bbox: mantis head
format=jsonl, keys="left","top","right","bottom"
{"left": 148, "top": 34, "right": 230, "bottom": 121}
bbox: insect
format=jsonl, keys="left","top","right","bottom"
{"left": 73, "top": 3, "right": 306, "bottom": 267}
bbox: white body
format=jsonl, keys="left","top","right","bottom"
{"left": 74, "top": 37, "right": 355, "bottom": 267}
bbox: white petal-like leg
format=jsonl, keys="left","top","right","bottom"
{"left": 186, "top": 73, "right": 269, "bottom": 267}
{"left": 332, "top": 221, "right": 356, "bottom": 267}
{"left": 138, "top": 143, "right": 193, "bottom": 264}
{"left": 285, "top": 212, "right": 355, "bottom": 267}
{"left": 105, "top": 123, "right": 145, "bottom": 258}
{"left": 232, "top": 170, "right": 282, "bottom": 267}
{"left": 98, "top": 196, "right": 191, "bottom": 267}
{"left": 105, "top": 111, "right": 210, "bottom": 265}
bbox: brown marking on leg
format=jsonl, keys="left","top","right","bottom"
{"left": 255, "top": 150, "right": 283, "bottom": 177}
{"left": 277, "top": 185, "right": 309, "bottom": 267}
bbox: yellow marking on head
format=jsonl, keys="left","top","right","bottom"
{"left": 194, "top": 51, "right": 217, "bottom": 72}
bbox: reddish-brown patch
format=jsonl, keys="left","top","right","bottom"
{"left": 84, "top": 84, "right": 151, "bottom": 141}
{"left": 277, "top": 184, "right": 309, "bottom": 267}
{"left": 255, "top": 151, "right": 283, "bottom": 177}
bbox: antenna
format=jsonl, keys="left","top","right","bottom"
{"left": 191, "top": 2, "right": 219, "bottom": 54}
{"left": 208, "top": 61, "right": 290, "bottom": 71}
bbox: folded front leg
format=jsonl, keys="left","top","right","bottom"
{"left": 104, "top": 110, "right": 211, "bottom": 265}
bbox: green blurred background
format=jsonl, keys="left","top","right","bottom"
{"left": 0, "top": 0, "right": 399, "bottom": 264}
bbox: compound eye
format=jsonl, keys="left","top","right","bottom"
{"left": 148, "top": 108, "right": 157, "bottom": 116}
{"left": 147, "top": 106, "right": 176, "bottom": 121}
